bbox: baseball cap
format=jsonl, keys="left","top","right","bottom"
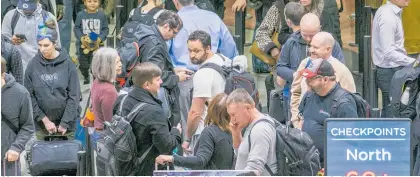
{"left": 301, "top": 59, "right": 335, "bottom": 79}
{"left": 18, "top": 0, "right": 38, "bottom": 12}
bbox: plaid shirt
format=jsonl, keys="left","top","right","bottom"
{"left": 1, "top": 40, "right": 23, "bottom": 85}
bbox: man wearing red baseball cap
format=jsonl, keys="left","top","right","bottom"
{"left": 290, "top": 32, "right": 355, "bottom": 129}
{"left": 297, "top": 58, "right": 358, "bottom": 168}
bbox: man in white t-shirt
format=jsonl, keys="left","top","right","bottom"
{"left": 183, "top": 30, "right": 229, "bottom": 153}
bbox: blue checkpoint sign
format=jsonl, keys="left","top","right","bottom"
{"left": 324, "top": 118, "right": 412, "bottom": 176}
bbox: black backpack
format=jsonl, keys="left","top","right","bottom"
{"left": 330, "top": 89, "right": 371, "bottom": 118}
{"left": 248, "top": 118, "right": 321, "bottom": 176}
{"left": 200, "top": 54, "right": 261, "bottom": 107}
{"left": 390, "top": 65, "right": 420, "bottom": 120}
{"left": 116, "top": 8, "right": 166, "bottom": 87}
{"left": 121, "top": 8, "right": 165, "bottom": 43}
{"left": 96, "top": 95, "right": 153, "bottom": 176}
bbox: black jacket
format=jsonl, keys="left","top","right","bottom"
{"left": 134, "top": 24, "right": 181, "bottom": 125}
{"left": 24, "top": 49, "right": 80, "bottom": 131}
{"left": 321, "top": 0, "right": 342, "bottom": 47}
{"left": 113, "top": 86, "right": 181, "bottom": 176}
{"left": 173, "top": 125, "right": 234, "bottom": 170}
{"left": 1, "top": 74, "right": 35, "bottom": 159}
{"left": 136, "top": 24, "right": 179, "bottom": 90}
{"left": 299, "top": 84, "right": 357, "bottom": 164}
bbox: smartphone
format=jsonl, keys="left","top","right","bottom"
{"left": 15, "top": 34, "right": 27, "bottom": 41}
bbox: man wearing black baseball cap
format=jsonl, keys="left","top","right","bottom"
{"left": 298, "top": 58, "right": 358, "bottom": 167}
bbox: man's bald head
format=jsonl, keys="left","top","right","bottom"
{"left": 309, "top": 32, "right": 336, "bottom": 59}
{"left": 300, "top": 13, "right": 321, "bottom": 31}
{"left": 313, "top": 32, "right": 335, "bottom": 48}
{"left": 300, "top": 13, "right": 321, "bottom": 44}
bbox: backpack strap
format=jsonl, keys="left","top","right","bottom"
{"left": 329, "top": 87, "right": 347, "bottom": 118}
{"left": 11, "top": 10, "right": 19, "bottom": 35}
{"left": 153, "top": 9, "right": 166, "bottom": 20}
{"left": 200, "top": 63, "right": 228, "bottom": 78}
{"left": 130, "top": 7, "right": 142, "bottom": 21}
{"left": 215, "top": 53, "right": 233, "bottom": 70}
{"left": 121, "top": 100, "right": 152, "bottom": 166}
{"left": 1, "top": 112, "right": 19, "bottom": 135}
{"left": 137, "top": 144, "right": 153, "bottom": 166}
{"left": 11, "top": 9, "right": 49, "bottom": 35}
{"left": 117, "top": 94, "right": 129, "bottom": 116}
{"left": 247, "top": 118, "right": 276, "bottom": 176}
{"left": 126, "top": 102, "right": 148, "bottom": 123}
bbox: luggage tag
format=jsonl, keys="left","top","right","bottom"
{"left": 3, "top": 158, "right": 18, "bottom": 176}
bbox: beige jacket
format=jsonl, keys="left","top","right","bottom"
{"left": 290, "top": 56, "right": 356, "bottom": 128}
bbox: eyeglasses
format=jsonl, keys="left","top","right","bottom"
{"left": 172, "top": 29, "right": 179, "bottom": 36}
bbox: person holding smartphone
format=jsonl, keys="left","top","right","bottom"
{"left": 1, "top": 0, "right": 61, "bottom": 73}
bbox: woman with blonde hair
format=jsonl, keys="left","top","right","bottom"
{"left": 155, "top": 93, "right": 234, "bottom": 170}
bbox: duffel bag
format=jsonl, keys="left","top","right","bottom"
{"left": 28, "top": 135, "right": 83, "bottom": 176}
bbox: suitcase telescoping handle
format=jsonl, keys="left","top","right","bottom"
{"left": 155, "top": 162, "right": 170, "bottom": 171}
{"left": 3, "top": 158, "right": 18, "bottom": 176}
{"left": 44, "top": 133, "right": 69, "bottom": 141}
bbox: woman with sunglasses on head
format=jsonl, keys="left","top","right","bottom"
{"left": 155, "top": 93, "right": 234, "bottom": 170}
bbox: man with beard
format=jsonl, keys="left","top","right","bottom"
{"left": 298, "top": 58, "right": 358, "bottom": 167}
{"left": 183, "top": 30, "right": 230, "bottom": 154}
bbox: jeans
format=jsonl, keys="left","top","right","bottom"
{"left": 177, "top": 78, "right": 193, "bottom": 141}
{"left": 78, "top": 48, "right": 93, "bottom": 84}
{"left": 90, "top": 130, "right": 104, "bottom": 150}
{"left": 375, "top": 66, "right": 403, "bottom": 117}
{"left": 58, "top": 0, "right": 73, "bottom": 52}
{"left": 265, "top": 74, "right": 275, "bottom": 110}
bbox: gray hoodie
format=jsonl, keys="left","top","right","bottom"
{"left": 1, "top": 4, "right": 61, "bottom": 71}
{"left": 1, "top": 74, "right": 35, "bottom": 159}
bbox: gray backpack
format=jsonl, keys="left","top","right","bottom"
{"left": 96, "top": 95, "right": 152, "bottom": 176}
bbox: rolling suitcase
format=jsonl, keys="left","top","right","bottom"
{"left": 2, "top": 159, "right": 19, "bottom": 176}
{"left": 269, "top": 89, "right": 286, "bottom": 124}
{"left": 28, "top": 135, "right": 83, "bottom": 176}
